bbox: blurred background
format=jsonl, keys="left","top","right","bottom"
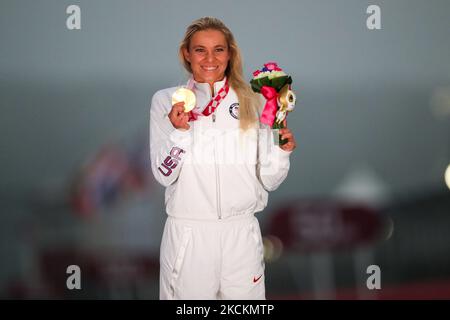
{"left": 1, "top": 0, "right": 450, "bottom": 299}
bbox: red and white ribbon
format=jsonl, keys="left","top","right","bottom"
{"left": 187, "top": 78, "right": 230, "bottom": 122}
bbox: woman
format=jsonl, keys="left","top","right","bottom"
{"left": 149, "top": 17, "right": 296, "bottom": 300}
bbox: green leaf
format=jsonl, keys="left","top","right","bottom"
{"left": 250, "top": 80, "right": 261, "bottom": 93}
{"left": 259, "top": 76, "right": 271, "bottom": 88}
{"left": 270, "top": 76, "right": 285, "bottom": 91}
{"left": 250, "top": 75, "right": 293, "bottom": 93}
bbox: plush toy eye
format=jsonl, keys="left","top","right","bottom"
{"left": 288, "top": 91, "right": 296, "bottom": 104}
{"left": 286, "top": 91, "right": 296, "bottom": 112}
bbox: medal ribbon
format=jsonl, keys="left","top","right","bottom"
{"left": 188, "top": 79, "right": 230, "bottom": 122}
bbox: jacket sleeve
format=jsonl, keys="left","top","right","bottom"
{"left": 255, "top": 96, "right": 292, "bottom": 191}
{"left": 149, "top": 90, "right": 192, "bottom": 187}
{"left": 256, "top": 125, "right": 292, "bottom": 191}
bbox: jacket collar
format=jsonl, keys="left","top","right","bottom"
{"left": 189, "top": 76, "right": 227, "bottom": 98}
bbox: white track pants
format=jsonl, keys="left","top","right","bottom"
{"left": 159, "top": 214, "right": 265, "bottom": 300}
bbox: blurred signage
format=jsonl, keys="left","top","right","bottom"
{"left": 267, "top": 200, "right": 386, "bottom": 252}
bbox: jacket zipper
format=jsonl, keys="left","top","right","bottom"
{"left": 212, "top": 111, "right": 222, "bottom": 219}
{"left": 210, "top": 83, "right": 222, "bottom": 220}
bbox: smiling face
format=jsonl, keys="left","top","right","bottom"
{"left": 183, "top": 29, "right": 230, "bottom": 87}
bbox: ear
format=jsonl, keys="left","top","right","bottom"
{"left": 182, "top": 47, "right": 191, "bottom": 63}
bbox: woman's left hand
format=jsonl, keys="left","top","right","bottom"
{"left": 279, "top": 119, "right": 297, "bottom": 152}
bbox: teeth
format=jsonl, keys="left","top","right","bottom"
{"left": 203, "top": 66, "right": 218, "bottom": 71}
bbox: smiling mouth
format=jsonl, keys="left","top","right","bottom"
{"left": 201, "top": 66, "right": 219, "bottom": 71}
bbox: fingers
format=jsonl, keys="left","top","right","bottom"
{"left": 169, "top": 102, "right": 191, "bottom": 130}
{"left": 279, "top": 129, "right": 292, "bottom": 139}
{"left": 279, "top": 128, "right": 292, "bottom": 136}
{"left": 279, "top": 127, "right": 296, "bottom": 151}
{"left": 280, "top": 141, "right": 296, "bottom": 152}
{"left": 281, "top": 133, "right": 295, "bottom": 145}
{"left": 175, "top": 114, "right": 190, "bottom": 129}
{"left": 171, "top": 102, "right": 186, "bottom": 115}
{"left": 180, "top": 113, "right": 190, "bottom": 129}
{"left": 280, "top": 138, "right": 296, "bottom": 151}
{"left": 179, "top": 121, "right": 190, "bottom": 130}
{"left": 181, "top": 112, "right": 189, "bottom": 122}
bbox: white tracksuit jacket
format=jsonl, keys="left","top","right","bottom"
{"left": 149, "top": 77, "right": 292, "bottom": 220}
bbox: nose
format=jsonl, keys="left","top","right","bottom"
{"left": 205, "top": 50, "right": 214, "bottom": 62}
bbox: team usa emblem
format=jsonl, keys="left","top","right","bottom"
{"left": 229, "top": 103, "right": 239, "bottom": 119}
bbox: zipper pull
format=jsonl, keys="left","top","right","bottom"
{"left": 212, "top": 113, "right": 216, "bottom": 122}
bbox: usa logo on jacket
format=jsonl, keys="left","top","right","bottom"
{"left": 229, "top": 103, "right": 239, "bottom": 119}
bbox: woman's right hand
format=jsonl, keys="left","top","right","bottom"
{"left": 168, "top": 102, "right": 190, "bottom": 131}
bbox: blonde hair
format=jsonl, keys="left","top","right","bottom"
{"left": 179, "top": 17, "right": 259, "bottom": 131}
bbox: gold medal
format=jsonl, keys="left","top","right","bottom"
{"left": 172, "top": 88, "right": 196, "bottom": 112}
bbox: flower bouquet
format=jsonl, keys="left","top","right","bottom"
{"left": 250, "top": 62, "right": 296, "bottom": 145}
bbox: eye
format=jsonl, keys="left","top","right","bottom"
{"left": 195, "top": 48, "right": 205, "bottom": 53}
{"left": 215, "top": 47, "right": 225, "bottom": 52}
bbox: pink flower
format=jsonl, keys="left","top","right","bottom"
{"left": 274, "top": 67, "right": 282, "bottom": 71}
{"left": 253, "top": 70, "right": 261, "bottom": 77}
{"left": 264, "top": 62, "right": 279, "bottom": 71}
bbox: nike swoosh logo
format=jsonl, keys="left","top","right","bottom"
{"left": 253, "top": 275, "right": 263, "bottom": 283}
